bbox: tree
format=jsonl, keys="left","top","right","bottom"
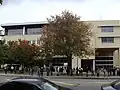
{"left": 7, "top": 39, "right": 41, "bottom": 67}
{"left": 0, "top": 0, "right": 2, "bottom": 4}
{"left": 0, "top": 40, "right": 8, "bottom": 64}
{"left": 41, "top": 10, "right": 94, "bottom": 69}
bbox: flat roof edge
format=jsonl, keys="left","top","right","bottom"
{"left": 1, "top": 21, "right": 49, "bottom": 27}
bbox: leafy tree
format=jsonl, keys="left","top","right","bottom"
{"left": 0, "top": 0, "right": 2, "bottom": 4}
{"left": 41, "top": 10, "right": 94, "bottom": 69}
{"left": 6, "top": 41, "right": 18, "bottom": 64}
{"left": 0, "top": 40, "right": 8, "bottom": 64}
{"left": 7, "top": 39, "right": 41, "bottom": 67}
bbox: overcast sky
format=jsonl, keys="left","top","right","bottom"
{"left": 0, "top": 0, "right": 120, "bottom": 25}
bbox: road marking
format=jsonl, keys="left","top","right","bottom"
{"left": 80, "top": 82, "right": 108, "bottom": 84}
{"left": 51, "top": 81, "right": 80, "bottom": 86}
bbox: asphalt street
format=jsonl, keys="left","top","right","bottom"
{"left": 47, "top": 78, "right": 116, "bottom": 90}
{"left": 0, "top": 75, "right": 117, "bottom": 90}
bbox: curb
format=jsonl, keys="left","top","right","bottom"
{"left": 0, "top": 74, "right": 120, "bottom": 79}
{"left": 0, "top": 74, "right": 31, "bottom": 77}
{"left": 44, "top": 76, "right": 120, "bottom": 80}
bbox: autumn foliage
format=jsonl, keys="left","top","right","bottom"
{"left": 4, "top": 39, "right": 41, "bottom": 67}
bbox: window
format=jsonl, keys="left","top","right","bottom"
{"left": 27, "top": 28, "right": 42, "bottom": 35}
{"left": 101, "top": 37, "right": 114, "bottom": 43}
{"left": 40, "top": 82, "right": 59, "bottom": 90}
{"left": 101, "top": 26, "right": 113, "bottom": 32}
{"left": 28, "top": 41, "right": 32, "bottom": 44}
{"left": 8, "top": 29, "right": 23, "bottom": 36}
{"left": 32, "top": 40, "right": 36, "bottom": 44}
{"left": 37, "top": 40, "right": 41, "bottom": 45}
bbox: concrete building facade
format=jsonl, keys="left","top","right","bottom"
{"left": 1, "top": 20, "right": 120, "bottom": 70}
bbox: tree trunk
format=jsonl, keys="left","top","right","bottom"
{"left": 67, "top": 54, "right": 72, "bottom": 74}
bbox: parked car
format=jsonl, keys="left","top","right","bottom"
{"left": 101, "top": 79, "right": 120, "bottom": 90}
{"left": 0, "top": 76, "right": 72, "bottom": 90}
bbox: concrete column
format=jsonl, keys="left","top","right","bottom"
{"left": 35, "top": 40, "right": 37, "bottom": 45}
{"left": 113, "top": 49, "right": 119, "bottom": 67}
{"left": 118, "top": 48, "right": 120, "bottom": 67}
{"left": 23, "top": 26, "right": 25, "bottom": 35}
{"left": 93, "top": 60, "right": 95, "bottom": 71}
{"left": 72, "top": 56, "right": 81, "bottom": 69}
{"left": 78, "top": 57, "right": 81, "bottom": 68}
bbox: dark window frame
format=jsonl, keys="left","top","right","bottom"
{"left": 101, "top": 26, "right": 114, "bottom": 32}
{"left": 101, "top": 37, "right": 114, "bottom": 43}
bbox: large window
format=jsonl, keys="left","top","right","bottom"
{"left": 95, "top": 56, "right": 113, "bottom": 69}
{"left": 37, "top": 40, "right": 41, "bottom": 45}
{"left": 101, "top": 37, "right": 114, "bottom": 43}
{"left": 27, "top": 28, "right": 42, "bottom": 35}
{"left": 101, "top": 26, "right": 113, "bottom": 32}
{"left": 8, "top": 29, "right": 23, "bottom": 36}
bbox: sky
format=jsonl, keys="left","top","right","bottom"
{"left": 0, "top": 0, "right": 120, "bottom": 26}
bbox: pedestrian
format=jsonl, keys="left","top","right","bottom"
{"left": 46, "top": 67, "right": 50, "bottom": 76}
{"left": 11, "top": 66, "right": 14, "bottom": 73}
{"left": 57, "top": 67, "right": 60, "bottom": 76}
{"left": 40, "top": 67, "right": 44, "bottom": 76}
{"left": 31, "top": 68, "right": 34, "bottom": 75}
{"left": 76, "top": 67, "right": 79, "bottom": 76}
{"left": 66, "top": 66, "right": 70, "bottom": 75}
{"left": 113, "top": 67, "right": 116, "bottom": 76}
{"left": 86, "top": 67, "right": 89, "bottom": 77}
{"left": 97, "top": 69, "right": 99, "bottom": 77}
{"left": 37, "top": 68, "right": 40, "bottom": 77}
{"left": 91, "top": 69, "right": 94, "bottom": 76}
{"left": 103, "top": 68, "right": 106, "bottom": 77}
{"left": 4, "top": 67, "right": 7, "bottom": 74}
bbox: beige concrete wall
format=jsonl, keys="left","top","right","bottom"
{"left": 4, "top": 35, "right": 41, "bottom": 41}
{"left": 85, "top": 20, "right": 120, "bottom": 68}
{"left": 86, "top": 20, "right": 120, "bottom": 48}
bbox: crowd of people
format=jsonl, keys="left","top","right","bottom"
{"left": 2, "top": 65, "right": 120, "bottom": 77}
{"left": 28, "top": 66, "right": 120, "bottom": 77}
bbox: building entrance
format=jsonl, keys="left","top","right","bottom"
{"left": 81, "top": 59, "right": 93, "bottom": 71}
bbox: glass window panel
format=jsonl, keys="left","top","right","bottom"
{"left": 8, "top": 29, "right": 23, "bottom": 36}
{"left": 32, "top": 40, "right": 36, "bottom": 44}
{"left": 27, "top": 28, "right": 42, "bottom": 35}
{"left": 28, "top": 41, "right": 32, "bottom": 44}
{"left": 37, "top": 40, "right": 41, "bottom": 45}
{"left": 101, "top": 37, "right": 114, "bottom": 43}
{"left": 101, "top": 26, "right": 113, "bottom": 32}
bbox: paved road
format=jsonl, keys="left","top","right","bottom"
{"left": 0, "top": 75, "right": 117, "bottom": 90}
{"left": 47, "top": 78, "right": 116, "bottom": 90}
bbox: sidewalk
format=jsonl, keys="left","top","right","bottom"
{"left": 44, "top": 75, "right": 120, "bottom": 79}
{"left": 0, "top": 73, "right": 120, "bottom": 79}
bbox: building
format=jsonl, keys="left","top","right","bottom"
{"left": 1, "top": 20, "right": 120, "bottom": 70}
{"left": 1, "top": 21, "right": 48, "bottom": 45}
{"left": 0, "top": 27, "right": 4, "bottom": 40}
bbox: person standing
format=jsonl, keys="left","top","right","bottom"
{"left": 37, "top": 68, "right": 40, "bottom": 77}
{"left": 40, "top": 67, "right": 44, "bottom": 76}
{"left": 11, "top": 66, "right": 14, "bottom": 73}
{"left": 97, "top": 68, "right": 100, "bottom": 77}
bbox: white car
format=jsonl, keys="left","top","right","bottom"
{"left": 101, "top": 79, "right": 120, "bottom": 90}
